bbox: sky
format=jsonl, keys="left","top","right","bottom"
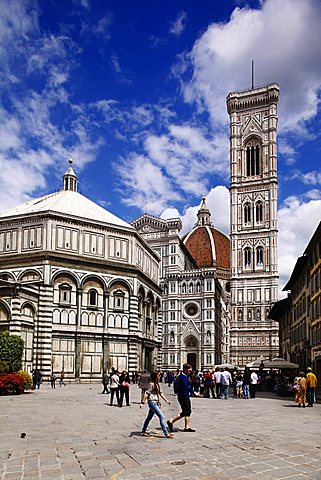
{"left": 0, "top": 0, "right": 320, "bottom": 296}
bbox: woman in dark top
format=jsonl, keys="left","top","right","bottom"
{"left": 119, "top": 370, "right": 130, "bottom": 407}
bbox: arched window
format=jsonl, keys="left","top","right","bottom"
{"left": 0, "top": 302, "right": 10, "bottom": 332}
{"left": 138, "top": 296, "right": 143, "bottom": 316}
{"left": 146, "top": 300, "right": 151, "bottom": 318}
{"left": 244, "top": 248, "right": 252, "bottom": 268}
{"left": 113, "top": 290, "right": 125, "bottom": 311}
{"left": 244, "top": 203, "right": 251, "bottom": 224}
{"left": 182, "top": 283, "right": 187, "bottom": 294}
{"left": 206, "top": 330, "right": 211, "bottom": 344}
{"left": 256, "top": 247, "right": 264, "bottom": 266}
{"left": 196, "top": 282, "right": 201, "bottom": 293}
{"left": 170, "top": 331, "right": 175, "bottom": 343}
{"left": 21, "top": 304, "right": 34, "bottom": 322}
{"left": 88, "top": 289, "right": 98, "bottom": 307}
{"left": 246, "top": 140, "right": 261, "bottom": 176}
{"left": 256, "top": 201, "right": 263, "bottom": 223}
{"left": 59, "top": 284, "right": 71, "bottom": 304}
{"left": 189, "top": 283, "right": 193, "bottom": 294}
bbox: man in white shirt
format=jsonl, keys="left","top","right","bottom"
{"left": 250, "top": 370, "right": 258, "bottom": 398}
{"left": 213, "top": 367, "right": 222, "bottom": 399}
{"left": 221, "top": 368, "right": 232, "bottom": 399}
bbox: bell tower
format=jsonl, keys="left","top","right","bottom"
{"left": 226, "top": 83, "right": 280, "bottom": 366}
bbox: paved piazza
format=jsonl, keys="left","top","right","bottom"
{"left": 1, "top": 384, "right": 321, "bottom": 480}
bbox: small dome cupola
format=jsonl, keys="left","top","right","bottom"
{"left": 63, "top": 157, "right": 78, "bottom": 192}
{"left": 196, "top": 196, "right": 212, "bottom": 226}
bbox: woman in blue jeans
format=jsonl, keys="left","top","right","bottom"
{"left": 140, "top": 372, "right": 173, "bottom": 438}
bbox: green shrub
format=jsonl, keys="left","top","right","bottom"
{"left": 0, "top": 373, "right": 25, "bottom": 395}
{"left": 17, "top": 370, "right": 33, "bottom": 390}
{"left": 0, "top": 332, "right": 24, "bottom": 373}
{"left": 0, "top": 359, "right": 9, "bottom": 373}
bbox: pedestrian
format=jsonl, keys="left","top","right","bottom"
{"left": 203, "top": 370, "right": 215, "bottom": 398}
{"left": 213, "top": 367, "right": 222, "bottom": 399}
{"left": 167, "top": 363, "right": 195, "bottom": 433}
{"left": 192, "top": 370, "right": 201, "bottom": 396}
{"left": 235, "top": 371, "right": 243, "bottom": 398}
{"left": 232, "top": 368, "right": 238, "bottom": 398}
{"left": 138, "top": 371, "right": 151, "bottom": 403}
{"left": 33, "top": 368, "right": 42, "bottom": 389}
{"left": 221, "top": 367, "right": 232, "bottom": 399}
{"left": 250, "top": 369, "right": 258, "bottom": 398}
{"left": 242, "top": 367, "right": 251, "bottom": 399}
{"left": 50, "top": 372, "right": 56, "bottom": 389}
{"left": 141, "top": 371, "right": 173, "bottom": 438}
{"left": 119, "top": 370, "right": 130, "bottom": 407}
{"left": 306, "top": 367, "right": 317, "bottom": 407}
{"left": 102, "top": 371, "right": 109, "bottom": 394}
{"left": 296, "top": 371, "right": 307, "bottom": 408}
{"left": 109, "top": 370, "right": 120, "bottom": 406}
{"left": 59, "top": 371, "right": 66, "bottom": 387}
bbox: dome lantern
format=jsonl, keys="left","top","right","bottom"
{"left": 196, "top": 196, "right": 212, "bottom": 226}
{"left": 63, "top": 157, "right": 78, "bottom": 192}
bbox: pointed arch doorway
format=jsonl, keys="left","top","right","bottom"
{"left": 187, "top": 352, "right": 196, "bottom": 370}
{"left": 183, "top": 335, "right": 199, "bottom": 370}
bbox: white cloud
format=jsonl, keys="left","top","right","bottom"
{"left": 278, "top": 195, "right": 321, "bottom": 297}
{"left": 170, "top": 11, "right": 187, "bottom": 37}
{"left": 111, "top": 54, "right": 121, "bottom": 74}
{"left": 278, "top": 139, "right": 297, "bottom": 166}
{"left": 93, "top": 15, "right": 112, "bottom": 38}
{"left": 304, "top": 189, "right": 321, "bottom": 200}
{"left": 0, "top": 0, "right": 105, "bottom": 212}
{"left": 144, "top": 124, "right": 229, "bottom": 195}
{"left": 114, "top": 120, "right": 229, "bottom": 212}
{"left": 115, "top": 154, "right": 180, "bottom": 214}
{"left": 159, "top": 185, "right": 230, "bottom": 236}
{"left": 179, "top": 0, "right": 321, "bottom": 135}
{"left": 291, "top": 170, "right": 321, "bottom": 185}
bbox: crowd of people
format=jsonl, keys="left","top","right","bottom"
{"left": 32, "top": 363, "right": 318, "bottom": 419}
{"left": 32, "top": 369, "right": 66, "bottom": 389}
{"left": 162, "top": 366, "right": 259, "bottom": 400}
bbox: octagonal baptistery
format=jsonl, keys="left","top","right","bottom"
{"left": 0, "top": 160, "right": 161, "bottom": 380}
{"left": 183, "top": 198, "right": 231, "bottom": 283}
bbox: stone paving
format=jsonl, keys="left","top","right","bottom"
{"left": 1, "top": 383, "right": 321, "bottom": 480}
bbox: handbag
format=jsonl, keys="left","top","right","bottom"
{"left": 122, "top": 381, "right": 130, "bottom": 388}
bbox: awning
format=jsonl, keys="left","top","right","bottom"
{"left": 246, "top": 357, "right": 298, "bottom": 369}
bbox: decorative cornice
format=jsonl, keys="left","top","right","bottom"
{"left": 226, "top": 83, "right": 280, "bottom": 114}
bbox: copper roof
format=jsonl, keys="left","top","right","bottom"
{"left": 183, "top": 226, "right": 230, "bottom": 271}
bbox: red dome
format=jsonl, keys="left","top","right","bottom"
{"left": 183, "top": 226, "right": 230, "bottom": 271}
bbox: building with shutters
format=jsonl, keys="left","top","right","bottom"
{"left": 0, "top": 160, "right": 161, "bottom": 379}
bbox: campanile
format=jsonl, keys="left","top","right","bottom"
{"left": 226, "top": 84, "right": 280, "bottom": 366}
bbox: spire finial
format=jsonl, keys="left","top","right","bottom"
{"left": 69, "top": 155, "right": 73, "bottom": 166}
{"left": 251, "top": 59, "right": 254, "bottom": 90}
{"left": 196, "top": 196, "right": 212, "bottom": 227}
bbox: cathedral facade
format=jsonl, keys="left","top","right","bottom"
{"left": 132, "top": 199, "right": 231, "bottom": 371}
{"left": 0, "top": 161, "right": 161, "bottom": 379}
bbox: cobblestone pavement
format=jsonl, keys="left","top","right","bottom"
{"left": 1, "top": 383, "right": 321, "bottom": 480}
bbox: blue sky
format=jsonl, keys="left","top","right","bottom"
{"left": 0, "top": 0, "right": 320, "bottom": 294}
